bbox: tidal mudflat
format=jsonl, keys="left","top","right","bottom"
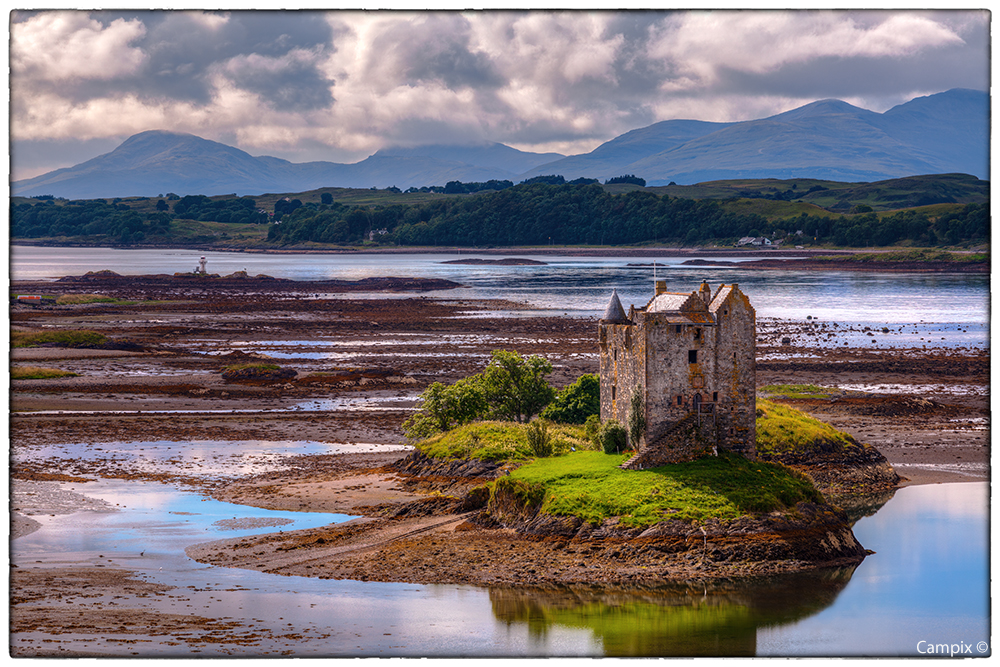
{"left": 9, "top": 271, "right": 988, "bottom": 656}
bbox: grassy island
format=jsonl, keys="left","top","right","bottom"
{"left": 408, "top": 398, "right": 867, "bottom": 529}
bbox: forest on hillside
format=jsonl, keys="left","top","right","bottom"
{"left": 11, "top": 181, "right": 990, "bottom": 248}
{"left": 264, "top": 183, "right": 988, "bottom": 247}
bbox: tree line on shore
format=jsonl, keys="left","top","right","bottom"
{"left": 12, "top": 180, "right": 989, "bottom": 247}
{"left": 266, "top": 182, "right": 988, "bottom": 247}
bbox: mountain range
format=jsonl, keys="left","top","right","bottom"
{"left": 12, "top": 88, "right": 988, "bottom": 200}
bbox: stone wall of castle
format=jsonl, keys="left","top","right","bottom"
{"left": 599, "top": 283, "right": 757, "bottom": 467}
{"left": 642, "top": 315, "right": 719, "bottom": 445}
{"left": 598, "top": 322, "right": 642, "bottom": 426}
{"left": 709, "top": 286, "right": 757, "bottom": 458}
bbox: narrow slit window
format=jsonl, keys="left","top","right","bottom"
{"left": 712, "top": 392, "right": 718, "bottom": 402}
{"left": 688, "top": 350, "right": 698, "bottom": 363}
{"left": 676, "top": 395, "right": 683, "bottom": 406}
{"left": 612, "top": 386, "right": 617, "bottom": 400}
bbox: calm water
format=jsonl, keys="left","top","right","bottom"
{"left": 10, "top": 246, "right": 990, "bottom": 332}
{"left": 12, "top": 474, "right": 989, "bottom": 657}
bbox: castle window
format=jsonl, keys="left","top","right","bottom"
{"left": 713, "top": 391, "right": 718, "bottom": 402}
{"left": 677, "top": 395, "right": 683, "bottom": 406}
{"left": 613, "top": 349, "right": 617, "bottom": 361}
{"left": 612, "top": 386, "right": 617, "bottom": 400}
{"left": 688, "top": 350, "right": 698, "bottom": 363}
{"left": 694, "top": 328, "right": 701, "bottom": 340}
{"left": 675, "top": 325, "right": 682, "bottom": 333}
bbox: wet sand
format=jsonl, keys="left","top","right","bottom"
{"left": 9, "top": 279, "right": 989, "bottom": 654}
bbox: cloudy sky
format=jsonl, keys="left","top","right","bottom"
{"left": 9, "top": 9, "right": 990, "bottom": 181}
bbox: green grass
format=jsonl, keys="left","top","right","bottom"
{"left": 168, "top": 219, "right": 270, "bottom": 245}
{"left": 416, "top": 421, "right": 594, "bottom": 462}
{"left": 506, "top": 450, "right": 822, "bottom": 526}
{"left": 755, "top": 399, "right": 862, "bottom": 458}
{"left": 11, "top": 366, "right": 79, "bottom": 379}
{"left": 760, "top": 384, "right": 840, "bottom": 400}
{"left": 719, "top": 198, "right": 829, "bottom": 219}
{"left": 11, "top": 330, "right": 109, "bottom": 348}
{"left": 54, "top": 294, "right": 132, "bottom": 305}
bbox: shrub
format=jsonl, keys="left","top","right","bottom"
{"left": 598, "top": 420, "right": 628, "bottom": 454}
{"left": 627, "top": 387, "right": 645, "bottom": 447}
{"left": 540, "top": 373, "right": 599, "bottom": 423}
{"left": 478, "top": 350, "right": 555, "bottom": 423}
{"left": 403, "top": 377, "right": 486, "bottom": 440}
{"left": 525, "top": 419, "right": 553, "bottom": 458}
{"left": 402, "top": 350, "right": 555, "bottom": 439}
{"left": 583, "top": 414, "right": 601, "bottom": 447}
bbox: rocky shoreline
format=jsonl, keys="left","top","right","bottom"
{"left": 183, "top": 440, "right": 885, "bottom": 587}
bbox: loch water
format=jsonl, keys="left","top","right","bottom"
{"left": 11, "top": 246, "right": 990, "bottom": 337}
{"left": 13, "top": 474, "right": 990, "bottom": 657}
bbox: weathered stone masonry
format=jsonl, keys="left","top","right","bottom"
{"left": 599, "top": 281, "right": 756, "bottom": 468}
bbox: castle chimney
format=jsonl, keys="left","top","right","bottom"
{"left": 699, "top": 280, "right": 711, "bottom": 305}
{"left": 655, "top": 280, "right": 667, "bottom": 295}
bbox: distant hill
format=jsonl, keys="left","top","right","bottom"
{"left": 11, "top": 88, "right": 988, "bottom": 199}
{"left": 523, "top": 89, "right": 989, "bottom": 185}
{"left": 12, "top": 133, "right": 564, "bottom": 200}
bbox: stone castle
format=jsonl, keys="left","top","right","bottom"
{"left": 598, "top": 280, "right": 756, "bottom": 468}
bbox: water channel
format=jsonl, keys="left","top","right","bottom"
{"left": 12, "top": 470, "right": 990, "bottom": 657}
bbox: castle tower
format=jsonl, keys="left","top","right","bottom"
{"left": 598, "top": 282, "right": 756, "bottom": 468}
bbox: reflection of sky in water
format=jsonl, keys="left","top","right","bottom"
{"left": 13, "top": 476, "right": 599, "bottom": 657}
{"left": 12, "top": 248, "right": 988, "bottom": 330}
{"left": 836, "top": 383, "right": 988, "bottom": 396}
{"left": 758, "top": 482, "right": 989, "bottom": 656}
{"left": 15, "top": 478, "right": 350, "bottom": 559}
{"left": 764, "top": 320, "right": 987, "bottom": 351}
{"left": 14, "top": 440, "right": 411, "bottom": 478}
{"left": 10, "top": 471, "right": 989, "bottom": 656}
{"left": 23, "top": 395, "right": 421, "bottom": 415}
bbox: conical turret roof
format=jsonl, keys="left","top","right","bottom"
{"left": 602, "top": 289, "right": 629, "bottom": 323}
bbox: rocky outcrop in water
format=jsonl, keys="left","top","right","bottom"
{"left": 477, "top": 475, "right": 867, "bottom": 565}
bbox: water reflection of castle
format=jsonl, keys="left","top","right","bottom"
{"left": 489, "top": 566, "right": 858, "bottom": 657}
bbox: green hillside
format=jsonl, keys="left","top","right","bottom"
{"left": 11, "top": 174, "right": 989, "bottom": 250}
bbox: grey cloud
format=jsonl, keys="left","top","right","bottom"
{"left": 371, "top": 14, "right": 505, "bottom": 89}
{"left": 18, "top": 10, "right": 337, "bottom": 107}
{"left": 222, "top": 53, "right": 334, "bottom": 112}
{"left": 711, "top": 42, "right": 988, "bottom": 108}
